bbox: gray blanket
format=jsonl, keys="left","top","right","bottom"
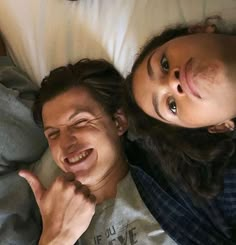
{"left": 0, "top": 56, "right": 47, "bottom": 244}
{"left": 0, "top": 172, "right": 41, "bottom": 244}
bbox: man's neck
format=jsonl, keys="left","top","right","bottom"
{"left": 88, "top": 157, "right": 129, "bottom": 204}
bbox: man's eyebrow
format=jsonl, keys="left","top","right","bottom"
{"left": 69, "top": 108, "right": 91, "bottom": 120}
{"left": 43, "top": 126, "right": 57, "bottom": 132}
{"left": 68, "top": 110, "right": 81, "bottom": 120}
{"left": 43, "top": 111, "right": 81, "bottom": 132}
{"left": 43, "top": 109, "right": 89, "bottom": 132}
{"left": 152, "top": 95, "right": 167, "bottom": 122}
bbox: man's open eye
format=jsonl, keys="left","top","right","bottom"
{"left": 167, "top": 97, "right": 177, "bottom": 115}
{"left": 160, "top": 54, "right": 169, "bottom": 73}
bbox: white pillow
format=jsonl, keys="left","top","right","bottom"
{"left": 0, "top": 0, "right": 236, "bottom": 85}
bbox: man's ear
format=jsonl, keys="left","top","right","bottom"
{"left": 113, "top": 109, "right": 128, "bottom": 136}
{"left": 208, "top": 120, "right": 235, "bottom": 134}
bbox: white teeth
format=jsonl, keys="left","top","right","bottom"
{"left": 68, "top": 150, "right": 89, "bottom": 163}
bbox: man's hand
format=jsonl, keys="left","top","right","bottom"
{"left": 19, "top": 170, "right": 96, "bottom": 245}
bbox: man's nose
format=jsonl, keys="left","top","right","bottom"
{"left": 168, "top": 68, "right": 184, "bottom": 96}
{"left": 60, "top": 129, "right": 77, "bottom": 153}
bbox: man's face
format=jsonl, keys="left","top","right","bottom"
{"left": 42, "top": 87, "right": 125, "bottom": 186}
{"left": 133, "top": 33, "right": 236, "bottom": 128}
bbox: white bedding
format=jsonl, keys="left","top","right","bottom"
{"left": 0, "top": 0, "right": 236, "bottom": 85}
{"left": 0, "top": 0, "right": 236, "bottom": 185}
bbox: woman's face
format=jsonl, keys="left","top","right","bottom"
{"left": 132, "top": 33, "right": 236, "bottom": 128}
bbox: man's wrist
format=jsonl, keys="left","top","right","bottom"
{"left": 39, "top": 230, "right": 79, "bottom": 245}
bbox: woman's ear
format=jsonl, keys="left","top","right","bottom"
{"left": 208, "top": 120, "right": 235, "bottom": 134}
{"left": 113, "top": 109, "right": 128, "bottom": 136}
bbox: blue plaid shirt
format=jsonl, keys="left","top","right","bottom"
{"left": 129, "top": 162, "right": 236, "bottom": 245}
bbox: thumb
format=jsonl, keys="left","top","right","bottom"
{"left": 19, "top": 169, "right": 46, "bottom": 206}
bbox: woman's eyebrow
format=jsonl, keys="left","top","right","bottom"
{"left": 147, "top": 52, "right": 155, "bottom": 79}
{"left": 152, "top": 95, "right": 167, "bottom": 122}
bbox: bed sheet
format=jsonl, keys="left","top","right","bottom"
{"left": 0, "top": 0, "right": 236, "bottom": 85}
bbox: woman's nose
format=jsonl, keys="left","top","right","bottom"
{"left": 168, "top": 68, "right": 184, "bottom": 95}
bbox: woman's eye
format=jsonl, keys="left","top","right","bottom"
{"left": 167, "top": 97, "right": 177, "bottom": 115}
{"left": 160, "top": 54, "right": 169, "bottom": 72}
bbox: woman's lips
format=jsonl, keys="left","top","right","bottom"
{"left": 182, "top": 58, "right": 201, "bottom": 99}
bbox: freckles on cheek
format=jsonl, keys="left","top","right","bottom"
{"left": 199, "top": 65, "right": 218, "bottom": 83}
{"left": 193, "top": 61, "right": 225, "bottom": 88}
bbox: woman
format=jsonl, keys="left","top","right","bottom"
{"left": 125, "top": 17, "right": 236, "bottom": 198}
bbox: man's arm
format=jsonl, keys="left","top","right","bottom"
{"left": 0, "top": 34, "right": 6, "bottom": 56}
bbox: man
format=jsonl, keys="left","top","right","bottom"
{"left": 19, "top": 59, "right": 175, "bottom": 244}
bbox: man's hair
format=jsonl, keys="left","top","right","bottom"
{"left": 124, "top": 19, "right": 236, "bottom": 199}
{"left": 33, "top": 59, "right": 124, "bottom": 127}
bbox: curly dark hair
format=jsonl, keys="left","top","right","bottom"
{"left": 33, "top": 59, "right": 124, "bottom": 127}
{"left": 125, "top": 20, "right": 236, "bottom": 199}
